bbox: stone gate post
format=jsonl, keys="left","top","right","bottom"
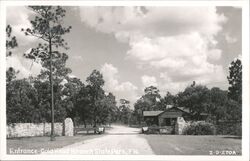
{"left": 63, "top": 118, "right": 74, "bottom": 136}
{"left": 175, "top": 117, "right": 186, "bottom": 135}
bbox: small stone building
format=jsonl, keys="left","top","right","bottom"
{"left": 143, "top": 107, "right": 208, "bottom": 134}
{"left": 143, "top": 106, "right": 208, "bottom": 134}
{"left": 143, "top": 107, "right": 192, "bottom": 127}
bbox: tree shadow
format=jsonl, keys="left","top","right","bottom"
{"left": 222, "top": 136, "right": 242, "bottom": 139}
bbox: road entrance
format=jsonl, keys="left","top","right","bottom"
{"left": 106, "top": 125, "right": 141, "bottom": 135}
{"left": 42, "top": 125, "right": 154, "bottom": 155}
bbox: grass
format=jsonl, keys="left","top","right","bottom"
{"left": 141, "top": 135, "right": 241, "bottom": 155}
{"left": 7, "top": 134, "right": 103, "bottom": 155}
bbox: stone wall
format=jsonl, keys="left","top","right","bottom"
{"left": 7, "top": 118, "right": 74, "bottom": 138}
{"left": 159, "top": 126, "right": 173, "bottom": 134}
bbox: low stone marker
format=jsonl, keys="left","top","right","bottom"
{"left": 63, "top": 118, "right": 74, "bottom": 136}
{"left": 175, "top": 117, "right": 187, "bottom": 134}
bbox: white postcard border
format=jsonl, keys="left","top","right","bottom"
{"left": 0, "top": 0, "right": 249, "bottom": 160}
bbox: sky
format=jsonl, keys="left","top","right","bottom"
{"left": 6, "top": 6, "right": 242, "bottom": 107}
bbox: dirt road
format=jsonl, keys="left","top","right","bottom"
{"left": 42, "top": 125, "right": 154, "bottom": 155}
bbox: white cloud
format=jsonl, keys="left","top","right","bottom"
{"left": 6, "top": 56, "right": 30, "bottom": 78}
{"left": 72, "top": 55, "right": 83, "bottom": 61}
{"left": 68, "top": 74, "right": 77, "bottom": 78}
{"left": 158, "top": 66, "right": 226, "bottom": 94}
{"left": 6, "top": 54, "right": 43, "bottom": 79}
{"left": 225, "top": 33, "right": 237, "bottom": 43}
{"left": 141, "top": 75, "right": 158, "bottom": 87}
{"left": 80, "top": 6, "right": 228, "bottom": 93}
{"left": 128, "top": 33, "right": 225, "bottom": 83}
{"left": 6, "top": 6, "right": 37, "bottom": 46}
{"left": 127, "top": 33, "right": 207, "bottom": 65}
{"left": 101, "top": 63, "right": 138, "bottom": 105}
{"left": 237, "top": 54, "right": 242, "bottom": 60}
{"left": 207, "top": 49, "right": 222, "bottom": 61}
{"left": 79, "top": 6, "right": 226, "bottom": 39}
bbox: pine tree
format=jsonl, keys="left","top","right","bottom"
{"left": 22, "top": 6, "right": 71, "bottom": 140}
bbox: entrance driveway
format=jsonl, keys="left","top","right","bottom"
{"left": 42, "top": 125, "right": 154, "bottom": 155}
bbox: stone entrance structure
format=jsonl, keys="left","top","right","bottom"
{"left": 175, "top": 117, "right": 187, "bottom": 134}
{"left": 63, "top": 118, "right": 74, "bottom": 136}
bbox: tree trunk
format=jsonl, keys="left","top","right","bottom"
{"left": 83, "top": 119, "right": 86, "bottom": 128}
{"left": 49, "top": 37, "right": 55, "bottom": 141}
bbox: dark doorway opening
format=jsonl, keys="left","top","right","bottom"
{"left": 165, "top": 118, "right": 177, "bottom": 126}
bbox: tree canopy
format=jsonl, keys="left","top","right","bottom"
{"left": 228, "top": 58, "right": 242, "bottom": 104}
{"left": 6, "top": 25, "right": 18, "bottom": 57}
{"left": 177, "top": 85, "right": 210, "bottom": 120}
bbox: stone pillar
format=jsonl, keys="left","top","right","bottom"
{"left": 175, "top": 117, "right": 186, "bottom": 135}
{"left": 63, "top": 118, "right": 74, "bottom": 136}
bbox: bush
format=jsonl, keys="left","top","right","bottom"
{"left": 216, "top": 122, "right": 241, "bottom": 136}
{"left": 148, "top": 124, "right": 160, "bottom": 134}
{"left": 183, "top": 121, "right": 216, "bottom": 135}
{"left": 141, "top": 122, "right": 147, "bottom": 127}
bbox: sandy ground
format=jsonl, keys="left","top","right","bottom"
{"left": 42, "top": 125, "right": 154, "bottom": 155}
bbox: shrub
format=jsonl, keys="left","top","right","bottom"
{"left": 141, "top": 122, "right": 147, "bottom": 127}
{"left": 216, "top": 122, "right": 241, "bottom": 136}
{"left": 148, "top": 124, "right": 160, "bottom": 134}
{"left": 183, "top": 121, "right": 216, "bottom": 135}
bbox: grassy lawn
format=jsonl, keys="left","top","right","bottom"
{"left": 141, "top": 135, "right": 241, "bottom": 155}
{"left": 7, "top": 134, "right": 103, "bottom": 155}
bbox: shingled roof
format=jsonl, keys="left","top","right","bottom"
{"left": 176, "top": 107, "right": 190, "bottom": 113}
{"left": 143, "top": 110, "right": 164, "bottom": 116}
{"left": 143, "top": 106, "right": 192, "bottom": 117}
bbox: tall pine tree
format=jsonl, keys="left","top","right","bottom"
{"left": 22, "top": 6, "right": 71, "bottom": 140}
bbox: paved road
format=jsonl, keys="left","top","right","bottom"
{"left": 43, "top": 125, "right": 154, "bottom": 155}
